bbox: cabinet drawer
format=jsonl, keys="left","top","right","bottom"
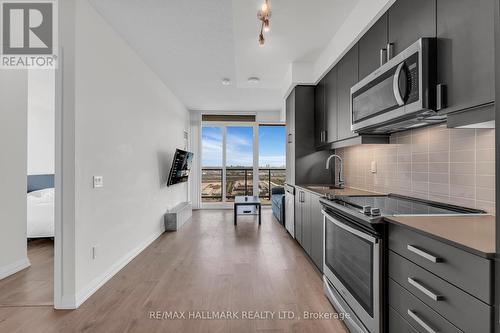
{"left": 389, "top": 306, "right": 418, "bottom": 333}
{"left": 388, "top": 224, "right": 492, "bottom": 303}
{"left": 389, "top": 279, "right": 462, "bottom": 333}
{"left": 389, "top": 251, "right": 492, "bottom": 332}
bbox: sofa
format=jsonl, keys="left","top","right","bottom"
{"left": 271, "top": 187, "right": 285, "bottom": 225}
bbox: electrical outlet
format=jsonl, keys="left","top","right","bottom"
{"left": 370, "top": 161, "right": 377, "bottom": 174}
{"left": 92, "top": 245, "right": 99, "bottom": 260}
{"left": 93, "top": 176, "right": 103, "bottom": 188}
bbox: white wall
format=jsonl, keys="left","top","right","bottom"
{"left": 281, "top": 0, "right": 395, "bottom": 97}
{"left": 28, "top": 70, "right": 55, "bottom": 175}
{"left": 58, "top": 0, "right": 189, "bottom": 306}
{"left": 0, "top": 70, "right": 30, "bottom": 279}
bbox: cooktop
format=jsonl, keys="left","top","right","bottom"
{"left": 328, "top": 194, "right": 485, "bottom": 219}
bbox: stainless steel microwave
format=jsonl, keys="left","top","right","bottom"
{"left": 350, "top": 38, "right": 444, "bottom": 134}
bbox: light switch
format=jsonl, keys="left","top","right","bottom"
{"left": 370, "top": 161, "right": 377, "bottom": 174}
{"left": 93, "top": 176, "right": 104, "bottom": 188}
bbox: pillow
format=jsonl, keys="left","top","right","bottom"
{"left": 28, "top": 188, "right": 54, "bottom": 201}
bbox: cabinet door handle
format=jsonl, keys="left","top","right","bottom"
{"left": 387, "top": 42, "right": 394, "bottom": 60}
{"left": 288, "top": 133, "right": 292, "bottom": 144}
{"left": 408, "top": 278, "right": 443, "bottom": 301}
{"left": 407, "top": 310, "right": 438, "bottom": 333}
{"left": 436, "top": 84, "right": 447, "bottom": 111}
{"left": 407, "top": 245, "right": 442, "bottom": 263}
{"left": 380, "top": 48, "right": 387, "bottom": 66}
{"left": 324, "top": 130, "right": 327, "bottom": 142}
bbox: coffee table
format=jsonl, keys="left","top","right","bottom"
{"left": 234, "top": 196, "right": 261, "bottom": 226}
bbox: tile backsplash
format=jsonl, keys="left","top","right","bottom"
{"left": 336, "top": 124, "right": 496, "bottom": 214}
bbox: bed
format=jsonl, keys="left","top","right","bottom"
{"left": 27, "top": 175, "right": 55, "bottom": 238}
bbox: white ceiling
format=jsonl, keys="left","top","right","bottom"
{"left": 89, "top": 0, "right": 359, "bottom": 112}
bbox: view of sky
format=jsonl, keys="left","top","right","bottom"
{"left": 201, "top": 125, "right": 286, "bottom": 168}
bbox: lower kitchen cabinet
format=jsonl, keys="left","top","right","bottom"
{"left": 388, "top": 223, "right": 494, "bottom": 333}
{"left": 309, "top": 194, "right": 324, "bottom": 271}
{"left": 295, "top": 187, "right": 323, "bottom": 272}
{"left": 294, "top": 189, "right": 303, "bottom": 245}
{"left": 301, "top": 191, "right": 312, "bottom": 255}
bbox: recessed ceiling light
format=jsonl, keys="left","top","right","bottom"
{"left": 221, "top": 78, "right": 231, "bottom": 86}
{"left": 248, "top": 77, "right": 260, "bottom": 84}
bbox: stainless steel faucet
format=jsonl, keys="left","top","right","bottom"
{"left": 326, "top": 154, "right": 345, "bottom": 188}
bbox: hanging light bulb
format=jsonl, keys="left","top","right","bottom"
{"left": 261, "top": 1, "right": 268, "bottom": 13}
{"left": 257, "top": 0, "right": 270, "bottom": 46}
{"left": 263, "top": 19, "right": 270, "bottom": 32}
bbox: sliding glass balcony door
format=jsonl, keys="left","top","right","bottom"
{"left": 201, "top": 127, "right": 223, "bottom": 202}
{"left": 226, "top": 126, "right": 254, "bottom": 202}
{"left": 201, "top": 123, "right": 285, "bottom": 206}
{"left": 258, "top": 125, "right": 286, "bottom": 204}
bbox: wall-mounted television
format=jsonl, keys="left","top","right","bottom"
{"left": 167, "top": 149, "right": 194, "bottom": 186}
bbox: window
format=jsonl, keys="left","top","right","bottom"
{"left": 258, "top": 125, "right": 286, "bottom": 204}
{"left": 201, "top": 123, "right": 285, "bottom": 205}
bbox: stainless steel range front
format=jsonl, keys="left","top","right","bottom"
{"left": 322, "top": 207, "right": 383, "bottom": 333}
{"left": 321, "top": 194, "right": 486, "bottom": 333}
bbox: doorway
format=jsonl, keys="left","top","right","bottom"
{"left": 0, "top": 70, "right": 56, "bottom": 307}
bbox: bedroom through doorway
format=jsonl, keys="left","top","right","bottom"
{"left": 0, "top": 70, "right": 56, "bottom": 307}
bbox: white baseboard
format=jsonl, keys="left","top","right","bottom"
{"left": 74, "top": 229, "right": 164, "bottom": 308}
{"left": 0, "top": 257, "right": 31, "bottom": 280}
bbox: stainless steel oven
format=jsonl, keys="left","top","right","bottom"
{"left": 323, "top": 208, "right": 382, "bottom": 333}
{"left": 350, "top": 38, "right": 442, "bottom": 134}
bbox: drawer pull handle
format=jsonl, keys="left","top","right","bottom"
{"left": 408, "top": 278, "right": 444, "bottom": 301}
{"left": 407, "top": 309, "right": 439, "bottom": 333}
{"left": 407, "top": 245, "right": 442, "bottom": 263}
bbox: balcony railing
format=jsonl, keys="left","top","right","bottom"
{"left": 201, "top": 167, "right": 286, "bottom": 203}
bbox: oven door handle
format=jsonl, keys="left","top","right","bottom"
{"left": 322, "top": 210, "right": 378, "bottom": 244}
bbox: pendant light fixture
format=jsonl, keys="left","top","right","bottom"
{"left": 257, "top": 0, "right": 271, "bottom": 46}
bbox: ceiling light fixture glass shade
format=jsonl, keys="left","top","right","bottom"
{"left": 257, "top": 0, "right": 270, "bottom": 45}
{"left": 248, "top": 77, "right": 260, "bottom": 84}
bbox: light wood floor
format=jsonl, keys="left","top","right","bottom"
{"left": 0, "top": 209, "right": 348, "bottom": 333}
{"left": 0, "top": 238, "right": 54, "bottom": 307}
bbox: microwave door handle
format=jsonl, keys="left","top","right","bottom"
{"left": 393, "top": 62, "right": 406, "bottom": 106}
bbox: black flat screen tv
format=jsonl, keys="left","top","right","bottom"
{"left": 167, "top": 149, "right": 194, "bottom": 186}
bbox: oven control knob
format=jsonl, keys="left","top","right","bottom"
{"left": 370, "top": 208, "right": 381, "bottom": 216}
{"left": 362, "top": 205, "right": 371, "bottom": 214}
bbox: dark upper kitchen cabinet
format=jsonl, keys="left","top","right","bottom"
{"left": 314, "top": 77, "right": 326, "bottom": 147}
{"left": 436, "top": 0, "right": 495, "bottom": 114}
{"left": 324, "top": 67, "right": 338, "bottom": 144}
{"left": 358, "top": 13, "right": 388, "bottom": 80}
{"left": 387, "top": 0, "right": 436, "bottom": 57}
{"left": 286, "top": 86, "right": 331, "bottom": 185}
{"left": 310, "top": 194, "right": 323, "bottom": 272}
{"left": 337, "top": 44, "right": 359, "bottom": 141}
